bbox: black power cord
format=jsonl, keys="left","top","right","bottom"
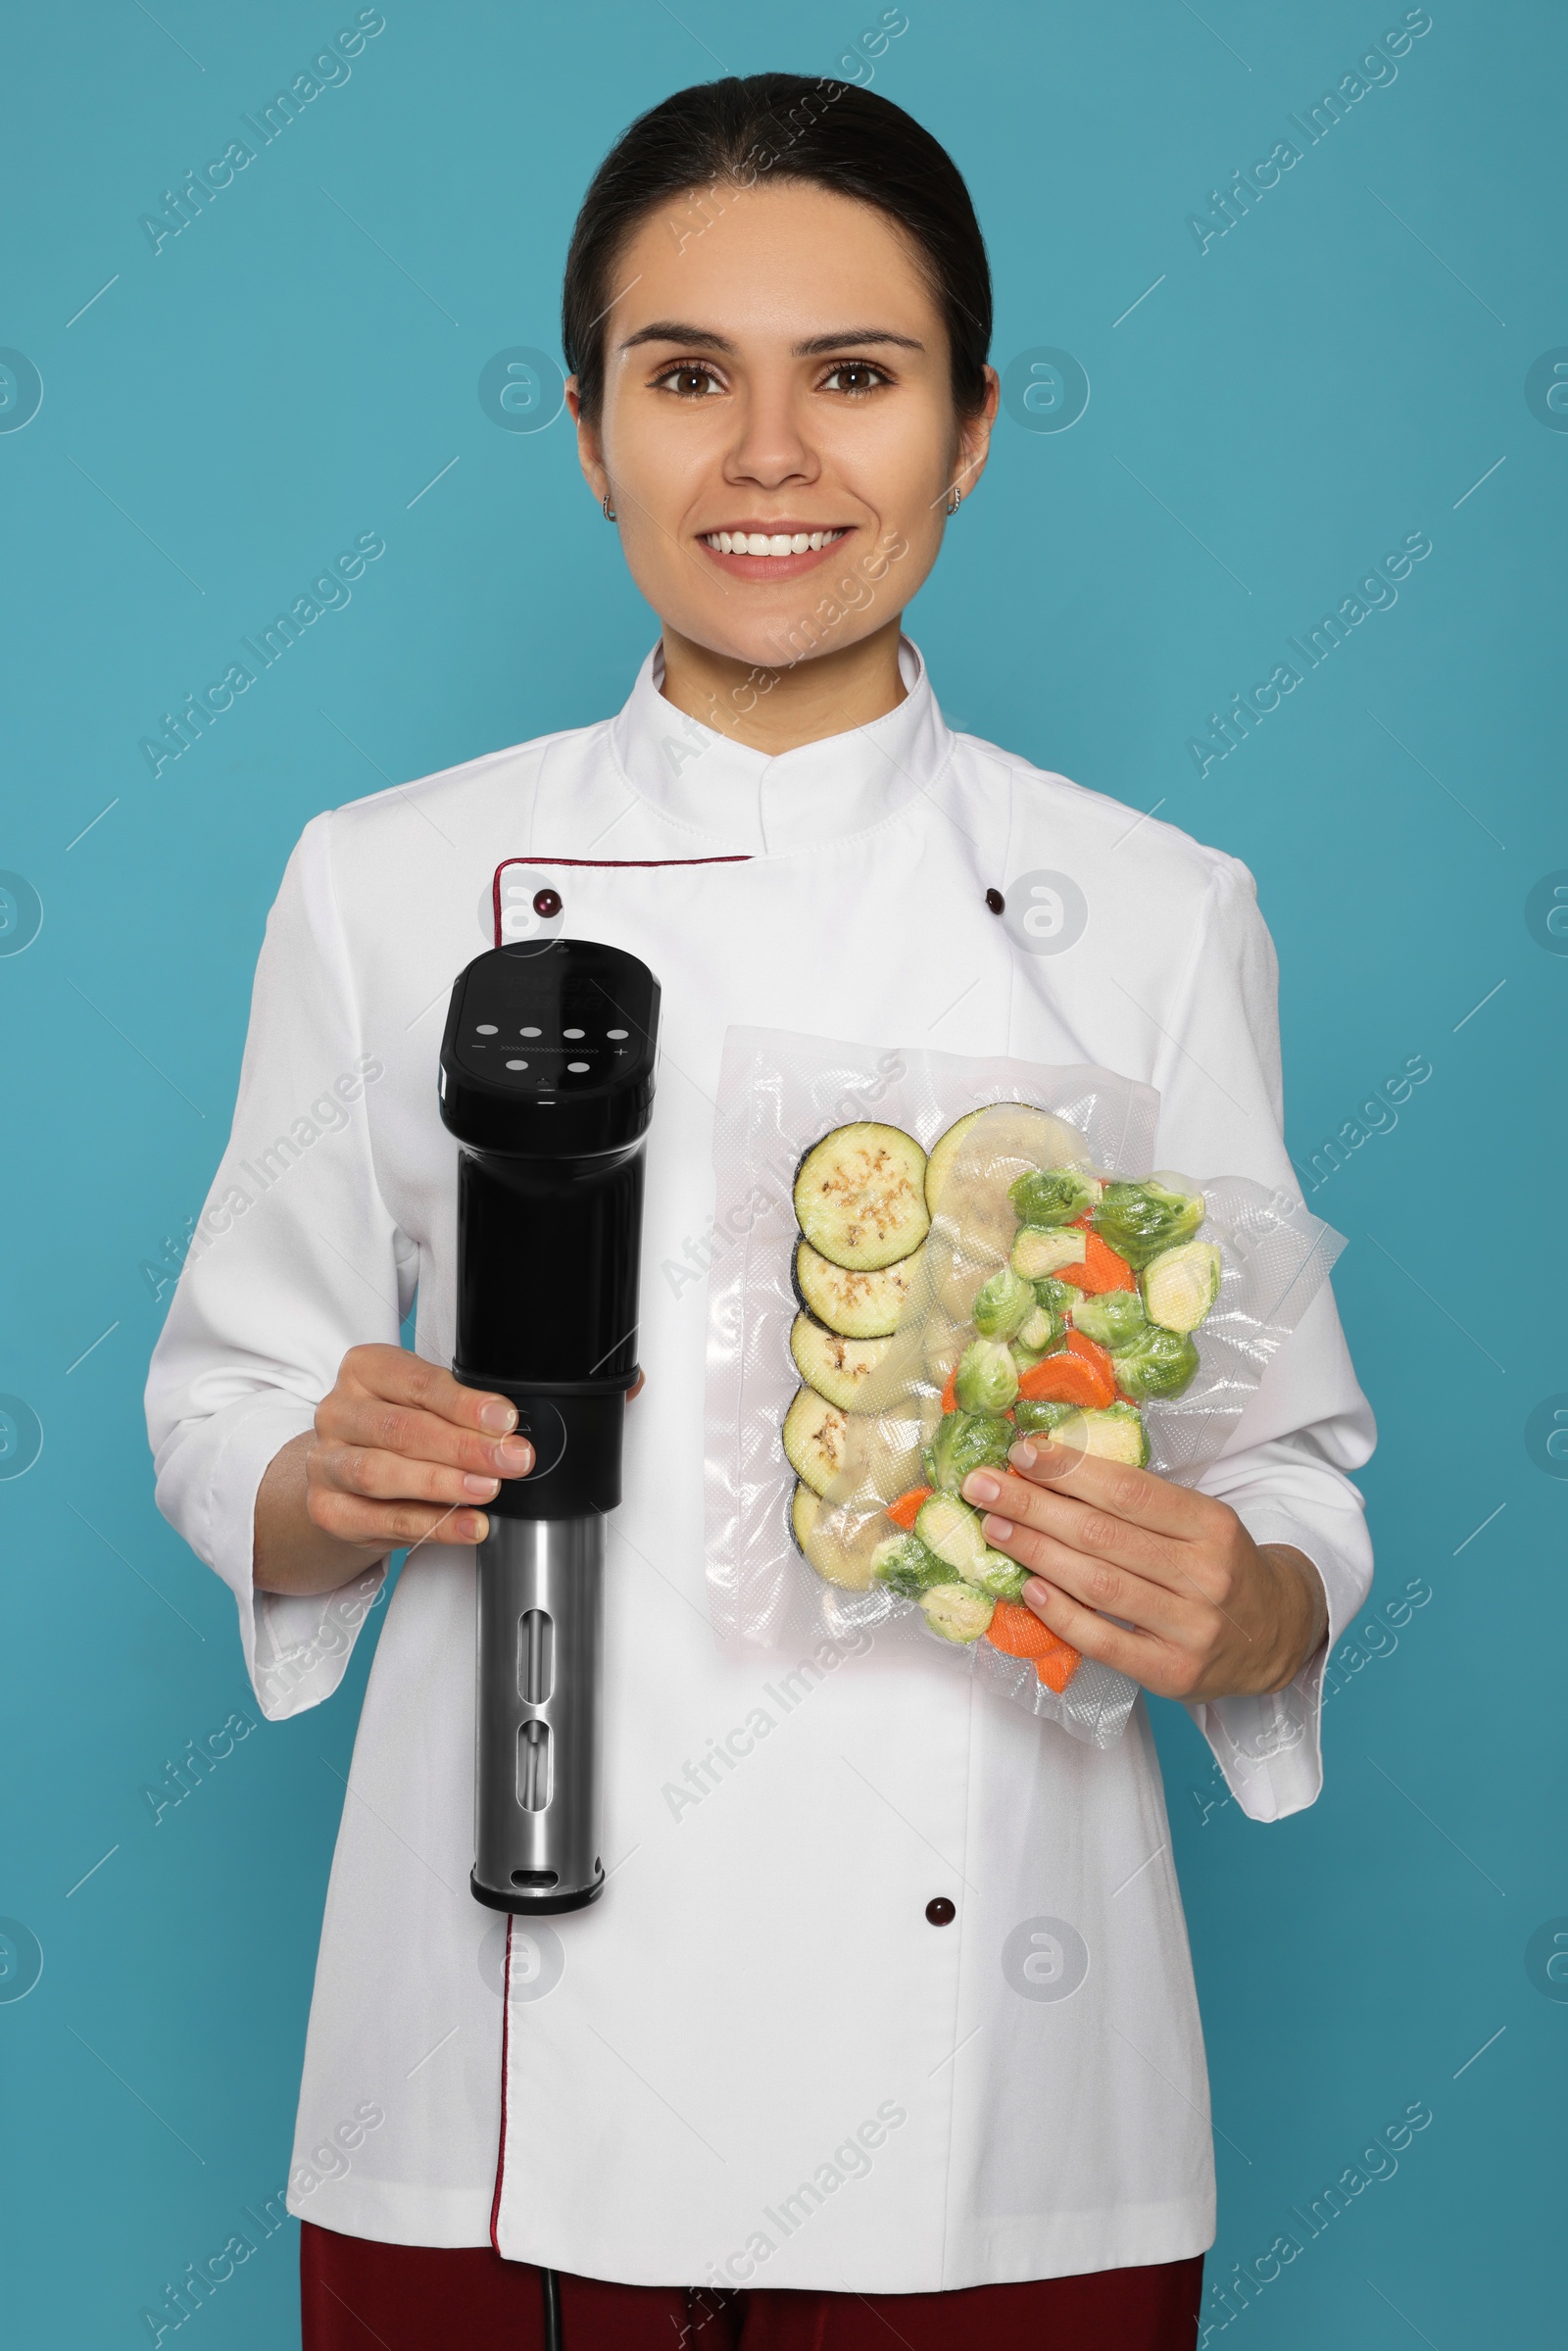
{"left": 541, "top": 2264, "right": 563, "bottom": 2351}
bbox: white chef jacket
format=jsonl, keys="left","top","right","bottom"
{"left": 145, "top": 636, "right": 1374, "bottom": 2291}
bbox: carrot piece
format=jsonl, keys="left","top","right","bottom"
{"left": 987, "top": 1599, "right": 1057, "bottom": 1658}
{"left": 1013, "top": 1346, "right": 1117, "bottom": 1408}
{"left": 1036, "top": 1640, "right": 1081, "bottom": 1693}
{"left": 1059, "top": 1229, "right": 1136, "bottom": 1295}
{"left": 1065, "top": 1329, "right": 1116, "bottom": 1377}
{"left": 886, "top": 1485, "right": 931, "bottom": 1530}
{"left": 940, "top": 1365, "right": 958, "bottom": 1413}
{"left": 1014, "top": 1354, "right": 1100, "bottom": 1405}
{"left": 987, "top": 1600, "right": 1081, "bottom": 1690}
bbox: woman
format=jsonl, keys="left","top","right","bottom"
{"left": 146, "top": 72, "right": 1373, "bottom": 2351}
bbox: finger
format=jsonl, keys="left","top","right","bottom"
{"left": 308, "top": 1486, "right": 488, "bottom": 1549}
{"left": 341, "top": 1344, "right": 522, "bottom": 1438}
{"left": 1004, "top": 1439, "right": 1213, "bottom": 1542}
{"left": 318, "top": 1395, "right": 534, "bottom": 1482}
{"left": 314, "top": 1444, "right": 508, "bottom": 1512}
{"left": 627, "top": 1369, "right": 646, "bottom": 1402}
{"left": 961, "top": 1465, "right": 1183, "bottom": 1585}
{"left": 1011, "top": 1569, "right": 1174, "bottom": 1688}
{"left": 976, "top": 1511, "right": 1191, "bottom": 1640}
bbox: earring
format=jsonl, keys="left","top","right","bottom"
{"left": 945, "top": 485, "right": 963, "bottom": 516}
{"left": 603, "top": 492, "right": 617, "bottom": 522}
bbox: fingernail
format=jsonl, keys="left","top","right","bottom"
{"left": 963, "top": 1470, "right": 1002, "bottom": 1503}
{"left": 463, "top": 1512, "right": 489, "bottom": 1543}
{"left": 464, "top": 1473, "right": 501, "bottom": 1498}
{"left": 982, "top": 1513, "right": 1014, "bottom": 1542}
{"left": 495, "top": 1437, "right": 533, "bottom": 1472}
{"left": 1009, "top": 1441, "right": 1037, "bottom": 1469}
{"left": 479, "top": 1399, "right": 517, "bottom": 1434}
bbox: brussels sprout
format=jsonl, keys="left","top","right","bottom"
{"left": 1142, "top": 1240, "right": 1223, "bottom": 1333}
{"left": 927, "top": 1409, "right": 1014, "bottom": 1494}
{"left": 1091, "top": 1179, "right": 1205, "bottom": 1270}
{"left": 1011, "top": 1398, "right": 1080, "bottom": 1439}
{"left": 1051, "top": 1402, "right": 1150, "bottom": 1467}
{"left": 1069, "top": 1289, "right": 1148, "bottom": 1351}
{"left": 1011, "top": 1225, "right": 1087, "bottom": 1282}
{"left": 914, "top": 1493, "right": 990, "bottom": 1575}
{"left": 1033, "top": 1274, "right": 1076, "bottom": 1313}
{"left": 971, "top": 1546, "right": 1029, "bottom": 1600}
{"left": 919, "top": 1582, "right": 996, "bottom": 1643}
{"left": 1008, "top": 1167, "right": 1102, "bottom": 1227}
{"left": 871, "top": 1532, "right": 949, "bottom": 1598}
{"left": 1109, "top": 1322, "right": 1200, "bottom": 1401}
{"left": 1020, "top": 1299, "right": 1066, "bottom": 1352}
{"left": 972, "top": 1266, "right": 1035, "bottom": 1342}
{"left": 1016, "top": 1305, "right": 1050, "bottom": 1352}
{"left": 954, "top": 1337, "right": 1019, "bottom": 1414}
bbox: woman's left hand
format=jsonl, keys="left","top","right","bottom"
{"left": 960, "top": 1440, "right": 1328, "bottom": 1704}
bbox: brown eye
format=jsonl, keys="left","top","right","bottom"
{"left": 821, "top": 362, "right": 889, "bottom": 396}
{"left": 655, "top": 364, "right": 721, "bottom": 397}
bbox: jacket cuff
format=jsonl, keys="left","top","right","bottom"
{"left": 155, "top": 1391, "right": 386, "bottom": 1722}
{"left": 1185, "top": 1503, "right": 1363, "bottom": 1824}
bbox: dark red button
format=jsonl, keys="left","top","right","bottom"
{"left": 533, "top": 887, "right": 562, "bottom": 917}
{"left": 985, "top": 888, "right": 1004, "bottom": 915}
{"left": 925, "top": 1896, "right": 956, "bottom": 1926}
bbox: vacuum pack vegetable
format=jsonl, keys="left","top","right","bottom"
{"left": 705, "top": 1030, "right": 1344, "bottom": 1746}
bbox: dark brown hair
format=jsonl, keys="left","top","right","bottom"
{"left": 562, "top": 73, "right": 992, "bottom": 422}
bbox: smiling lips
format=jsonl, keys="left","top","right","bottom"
{"left": 699, "top": 524, "right": 851, "bottom": 581}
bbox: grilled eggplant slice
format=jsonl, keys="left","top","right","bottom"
{"left": 792, "top": 1239, "right": 922, "bottom": 1340}
{"left": 782, "top": 1385, "right": 850, "bottom": 1497}
{"left": 789, "top": 1312, "right": 893, "bottom": 1413}
{"left": 793, "top": 1121, "right": 929, "bottom": 1271}
{"left": 790, "top": 1484, "right": 886, "bottom": 1590}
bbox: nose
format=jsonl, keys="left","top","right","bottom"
{"left": 722, "top": 379, "right": 820, "bottom": 493}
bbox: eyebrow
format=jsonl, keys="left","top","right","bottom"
{"left": 617, "top": 321, "right": 925, "bottom": 357}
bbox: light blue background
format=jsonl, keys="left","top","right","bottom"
{"left": 1, "top": 3, "right": 1561, "bottom": 2342}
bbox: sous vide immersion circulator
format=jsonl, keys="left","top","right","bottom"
{"left": 439, "top": 937, "right": 661, "bottom": 1915}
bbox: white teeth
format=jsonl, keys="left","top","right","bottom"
{"left": 707, "top": 527, "right": 843, "bottom": 557}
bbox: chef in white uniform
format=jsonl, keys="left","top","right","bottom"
{"left": 145, "top": 67, "right": 1372, "bottom": 2351}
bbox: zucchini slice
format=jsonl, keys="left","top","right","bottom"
{"left": 789, "top": 1312, "right": 894, "bottom": 1413}
{"left": 914, "top": 1492, "right": 990, "bottom": 1577}
{"left": 782, "top": 1385, "right": 850, "bottom": 1497}
{"left": 793, "top": 1122, "right": 930, "bottom": 1271}
{"left": 923, "top": 1108, "right": 991, "bottom": 1216}
{"left": 925, "top": 1102, "right": 1088, "bottom": 1215}
{"left": 789, "top": 1484, "right": 883, "bottom": 1590}
{"left": 793, "top": 1239, "right": 921, "bottom": 1339}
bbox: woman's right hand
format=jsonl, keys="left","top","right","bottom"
{"left": 253, "top": 1344, "right": 535, "bottom": 1594}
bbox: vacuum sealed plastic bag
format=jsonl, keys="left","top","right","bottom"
{"left": 703, "top": 1027, "right": 1346, "bottom": 1747}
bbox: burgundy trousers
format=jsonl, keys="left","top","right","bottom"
{"left": 301, "top": 2222, "right": 1203, "bottom": 2349}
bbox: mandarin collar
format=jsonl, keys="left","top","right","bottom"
{"left": 605, "top": 634, "right": 954, "bottom": 857}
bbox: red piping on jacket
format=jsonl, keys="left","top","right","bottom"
{"left": 492, "top": 856, "right": 753, "bottom": 948}
{"left": 489, "top": 1914, "right": 513, "bottom": 2252}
